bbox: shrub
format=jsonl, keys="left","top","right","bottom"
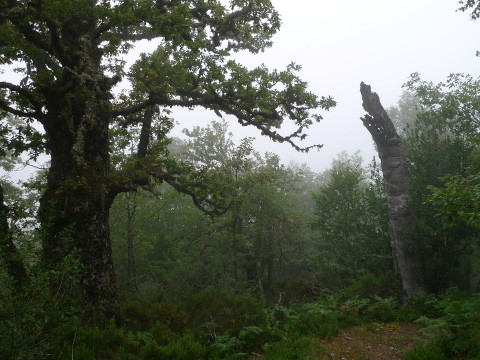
{"left": 261, "top": 336, "right": 312, "bottom": 360}
{"left": 121, "top": 299, "right": 188, "bottom": 334}
{"left": 436, "top": 289, "right": 480, "bottom": 331}
{"left": 64, "top": 322, "right": 138, "bottom": 360}
{"left": 140, "top": 334, "right": 207, "bottom": 360}
{"left": 365, "top": 296, "right": 399, "bottom": 322}
{"left": 182, "top": 288, "right": 266, "bottom": 336}
{"left": 408, "top": 290, "right": 480, "bottom": 360}
{"left": 404, "top": 343, "right": 448, "bottom": 360}
{"left": 0, "top": 256, "right": 84, "bottom": 360}
{"left": 414, "top": 289, "right": 480, "bottom": 337}
{"left": 342, "top": 272, "right": 402, "bottom": 300}
{"left": 287, "top": 298, "right": 363, "bottom": 338}
{"left": 275, "top": 276, "right": 319, "bottom": 303}
{"left": 442, "top": 326, "right": 480, "bottom": 359}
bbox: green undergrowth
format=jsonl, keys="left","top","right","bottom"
{"left": 2, "top": 272, "right": 480, "bottom": 360}
{"left": 0, "top": 286, "right": 409, "bottom": 359}
{"left": 404, "top": 289, "right": 480, "bottom": 360}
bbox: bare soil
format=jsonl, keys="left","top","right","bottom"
{"left": 313, "top": 322, "right": 426, "bottom": 360}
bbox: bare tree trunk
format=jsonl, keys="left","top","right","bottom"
{"left": 359, "top": 82, "right": 424, "bottom": 299}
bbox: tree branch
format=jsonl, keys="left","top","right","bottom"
{"left": 108, "top": 156, "right": 232, "bottom": 217}
{"left": 0, "top": 82, "right": 44, "bottom": 111}
{"left": 112, "top": 98, "right": 153, "bottom": 118}
{"left": 0, "top": 102, "right": 38, "bottom": 119}
{"left": 157, "top": 166, "right": 231, "bottom": 217}
{"left": 9, "top": 16, "right": 54, "bottom": 57}
{"left": 114, "top": 89, "right": 322, "bottom": 152}
{"left": 0, "top": 82, "right": 45, "bottom": 120}
{"left": 137, "top": 107, "right": 155, "bottom": 160}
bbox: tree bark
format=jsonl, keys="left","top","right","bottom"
{"left": 37, "top": 14, "right": 119, "bottom": 322}
{"left": 0, "top": 184, "right": 29, "bottom": 291}
{"left": 359, "top": 82, "right": 424, "bottom": 299}
{"left": 38, "top": 120, "right": 119, "bottom": 323}
{"left": 38, "top": 108, "right": 119, "bottom": 323}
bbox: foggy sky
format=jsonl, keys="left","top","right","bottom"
{"left": 2, "top": 1, "right": 479, "bottom": 178}
{"left": 173, "top": 0, "right": 480, "bottom": 173}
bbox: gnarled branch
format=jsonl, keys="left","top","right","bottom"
{"left": 0, "top": 82, "right": 45, "bottom": 119}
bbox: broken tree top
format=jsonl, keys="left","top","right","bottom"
{"left": 360, "top": 82, "right": 399, "bottom": 144}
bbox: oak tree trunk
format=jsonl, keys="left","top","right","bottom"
{"left": 38, "top": 112, "right": 119, "bottom": 322}
{"left": 37, "top": 16, "right": 119, "bottom": 322}
{"left": 39, "top": 107, "right": 119, "bottom": 322}
{"left": 359, "top": 82, "right": 424, "bottom": 299}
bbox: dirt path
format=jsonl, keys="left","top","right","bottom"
{"left": 314, "top": 322, "right": 426, "bottom": 360}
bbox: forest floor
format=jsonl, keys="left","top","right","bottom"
{"left": 312, "top": 322, "right": 427, "bottom": 360}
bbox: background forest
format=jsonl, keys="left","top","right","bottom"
{"left": 1, "top": 1, "right": 480, "bottom": 359}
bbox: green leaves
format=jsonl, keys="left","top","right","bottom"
{"left": 129, "top": 42, "right": 333, "bottom": 150}
{"left": 311, "top": 154, "right": 390, "bottom": 285}
{"left": 397, "top": 73, "right": 480, "bottom": 292}
{"left": 2, "top": 0, "right": 332, "bottom": 172}
{"left": 427, "top": 173, "right": 480, "bottom": 229}
{"left": 404, "top": 73, "right": 480, "bottom": 137}
{"left": 0, "top": 114, "right": 45, "bottom": 160}
{"left": 458, "top": 0, "right": 480, "bottom": 20}
{"left": 95, "top": 0, "right": 280, "bottom": 55}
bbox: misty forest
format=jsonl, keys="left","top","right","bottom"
{"left": 1, "top": 1, "right": 480, "bottom": 359}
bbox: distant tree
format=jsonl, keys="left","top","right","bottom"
{"left": 110, "top": 120, "right": 314, "bottom": 302}
{"left": 110, "top": 189, "right": 160, "bottom": 293}
{"left": 311, "top": 153, "right": 390, "bottom": 288}
{"left": 387, "top": 91, "right": 420, "bottom": 137}
{"left": 0, "top": 119, "right": 41, "bottom": 291}
{"left": 177, "top": 121, "right": 312, "bottom": 300}
{"left": 0, "top": 0, "right": 334, "bottom": 322}
{"left": 0, "top": 183, "right": 29, "bottom": 291}
{"left": 239, "top": 154, "right": 311, "bottom": 301}
{"left": 402, "top": 73, "right": 480, "bottom": 292}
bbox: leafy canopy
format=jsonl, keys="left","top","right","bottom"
{"left": 0, "top": 0, "right": 335, "bottom": 163}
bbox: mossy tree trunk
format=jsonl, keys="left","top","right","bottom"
{"left": 36, "top": 10, "right": 119, "bottom": 322}
{"left": 38, "top": 94, "right": 119, "bottom": 322}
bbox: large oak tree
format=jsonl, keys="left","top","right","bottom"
{"left": 0, "top": 0, "right": 333, "bottom": 322}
